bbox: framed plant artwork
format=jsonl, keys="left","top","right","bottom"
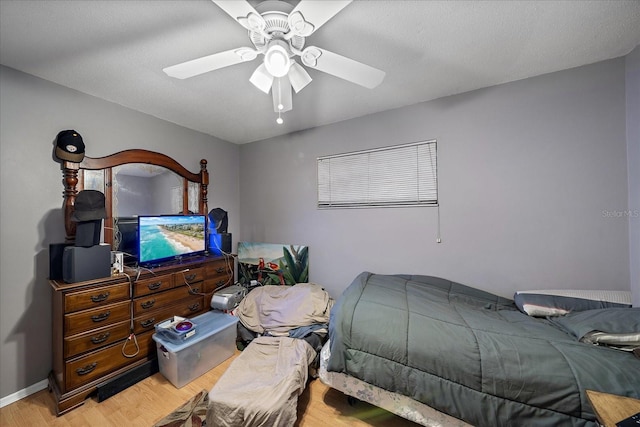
{"left": 237, "top": 242, "right": 308, "bottom": 286}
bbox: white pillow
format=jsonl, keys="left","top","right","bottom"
{"left": 513, "top": 290, "right": 632, "bottom": 317}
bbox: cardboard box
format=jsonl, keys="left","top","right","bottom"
{"left": 153, "top": 310, "right": 238, "bottom": 388}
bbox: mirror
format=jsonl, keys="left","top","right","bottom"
{"left": 112, "top": 164, "right": 187, "bottom": 217}
{"left": 61, "top": 149, "right": 208, "bottom": 250}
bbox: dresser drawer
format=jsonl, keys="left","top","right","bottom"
{"left": 64, "top": 281, "right": 130, "bottom": 313}
{"left": 174, "top": 267, "right": 204, "bottom": 286}
{"left": 65, "top": 331, "right": 153, "bottom": 390}
{"left": 64, "top": 301, "right": 131, "bottom": 337}
{"left": 133, "top": 296, "right": 205, "bottom": 334}
{"left": 203, "top": 277, "right": 231, "bottom": 294}
{"left": 133, "top": 285, "right": 205, "bottom": 316}
{"left": 204, "top": 258, "right": 232, "bottom": 293}
{"left": 205, "top": 259, "right": 231, "bottom": 279}
{"left": 133, "top": 274, "right": 173, "bottom": 297}
{"left": 64, "top": 320, "right": 131, "bottom": 358}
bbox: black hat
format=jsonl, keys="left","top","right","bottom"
{"left": 72, "top": 190, "right": 107, "bottom": 222}
{"left": 55, "top": 130, "right": 85, "bottom": 162}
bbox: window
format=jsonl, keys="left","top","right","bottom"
{"left": 317, "top": 140, "right": 438, "bottom": 208}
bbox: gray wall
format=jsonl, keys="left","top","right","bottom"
{"left": 240, "top": 58, "right": 631, "bottom": 300}
{"left": 626, "top": 46, "right": 640, "bottom": 307}
{"left": 0, "top": 65, "right": 240, "bottom": 400}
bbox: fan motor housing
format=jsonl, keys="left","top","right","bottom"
{"left": 249, "top": 2, "right": 305, "bottom": 54}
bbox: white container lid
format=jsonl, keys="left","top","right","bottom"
{"left": 152, "top": 310, "right": 238, "bottom": 353}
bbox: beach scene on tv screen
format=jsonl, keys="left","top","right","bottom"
{"left": 139, "top": 216, "right": 205, "bottom": 263}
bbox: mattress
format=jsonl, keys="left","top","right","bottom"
{"left": 319, "top": 340, "right": 472, "bottom": 427}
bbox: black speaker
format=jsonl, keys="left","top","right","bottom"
{"left": 63, "top": 245, "right": 111, "bottom": 283}
{"left": 220, "top": 233, "right": 232, "bottom": 253}
{"left": 49, "top": 243, "right": 73, "bottom": 280}
{"left": 97, "top": 358, "right": 158, "bottom": 402}
{"left": 208, "top": 232, "right": 232, "bottom": 255}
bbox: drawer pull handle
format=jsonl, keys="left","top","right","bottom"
{"left": 76, "top": 362, "right": 97, "bottom": 376}
{"left": 188, "top": 303, "right": 200, "bottom": 312}
{"left": 141, "top": 299, "right": 156, "bottom": 309}
{"left": 90, "top": 292, "right": 110, "bottom": 303}
{"left": 216, "top": 280, "right": 226, "bottom": 288}
{"left": 147, "top": 281, "right": 162, "bottom": 290}
{"left": 91, "top": 311, "right": 110, "bottom": 322}
{"left": 185, "top": 273, "right": 197, "bottom": 281}
{"left": 216, "top": 267, "right": 225, "bottom": 273}
{"left": 189, "top": 288, "right": 200, "bottom": 295}
{"left": 90, "top": 332, "right": 110, "bottom": 344}
{"left": 141, "top": 318, "right": 155, "bottom": 328}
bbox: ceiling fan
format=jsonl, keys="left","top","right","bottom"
{"left": 163, "top": 0, "right": 386, "bottom": 123}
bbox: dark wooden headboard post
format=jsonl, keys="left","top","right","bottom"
{"left": 200, "top": 159, "right": 209, "bottom": 215}
{"left": 62, "top": 161, "right": 80, "bottom": 243}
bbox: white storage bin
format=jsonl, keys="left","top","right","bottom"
{"left": 153, "top": 310, "right": 238, "bottom": 388}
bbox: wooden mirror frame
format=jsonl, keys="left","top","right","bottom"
{"left": 61, "top": 149, "right": 208, "bottom": 245}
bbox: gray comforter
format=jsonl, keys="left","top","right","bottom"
{"left": 327, "top": 272, "right": 640, "bottom": 427}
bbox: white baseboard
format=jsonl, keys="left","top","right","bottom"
{"left": 0, "top": 379, "right": 48, "bottom": 408}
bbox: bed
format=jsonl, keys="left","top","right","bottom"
{"left": 322, "top": 272, "right": 640, "bottom": 427}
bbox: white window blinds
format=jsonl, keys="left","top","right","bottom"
{"left": 317, "top": 140, "right": 438, "bottom": 208}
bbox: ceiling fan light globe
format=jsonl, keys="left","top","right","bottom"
{"left": 249, "top": 63, "right": 274, "bottom": 94}
{"left": 288, "top": 62, "right": 312, "bottom": 93}
{"left": 264, "top": 45, "right": 291, "bottom": 78}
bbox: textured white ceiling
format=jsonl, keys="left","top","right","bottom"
{"left": 1, "top": 0, "right": 639, "bottom": 144}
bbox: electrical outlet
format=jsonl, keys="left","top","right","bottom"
{"left": 111, "top": 251, "right": 124, "bottom": 273}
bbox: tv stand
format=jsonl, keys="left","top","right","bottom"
{"left": 48, "top": 254, "right": 233, "bottom": 415}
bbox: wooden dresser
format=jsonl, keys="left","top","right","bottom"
{"left": 48, "top": 255, "right": 233, "bottom": 415}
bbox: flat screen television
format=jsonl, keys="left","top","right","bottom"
{"left": 137, "top": 214, "right": 207, "bottom": 266}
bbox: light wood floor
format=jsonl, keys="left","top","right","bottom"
{"left": 0, "top": 349, "right": 418, "bottom": 426}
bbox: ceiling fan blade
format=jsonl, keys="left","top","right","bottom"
{"left": 288, "top": 61, "right": 312, "bottom": 93}
{"left": 164, "top": 48, "right": 257, "bottom": 79}
{"left": 212, "top": 0, "right": 267, "bottom": 34}
{"left": 249, "top": 63, "right": 274, "bottom": 94}
{"left": 272, "top": 77, "right": 292, "bottom": 113}
{"left": 288, "top": 0, "right": 352, "bottom": 37}
{"left": 300, "top": 46, "right": 385, "bottom": 89}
